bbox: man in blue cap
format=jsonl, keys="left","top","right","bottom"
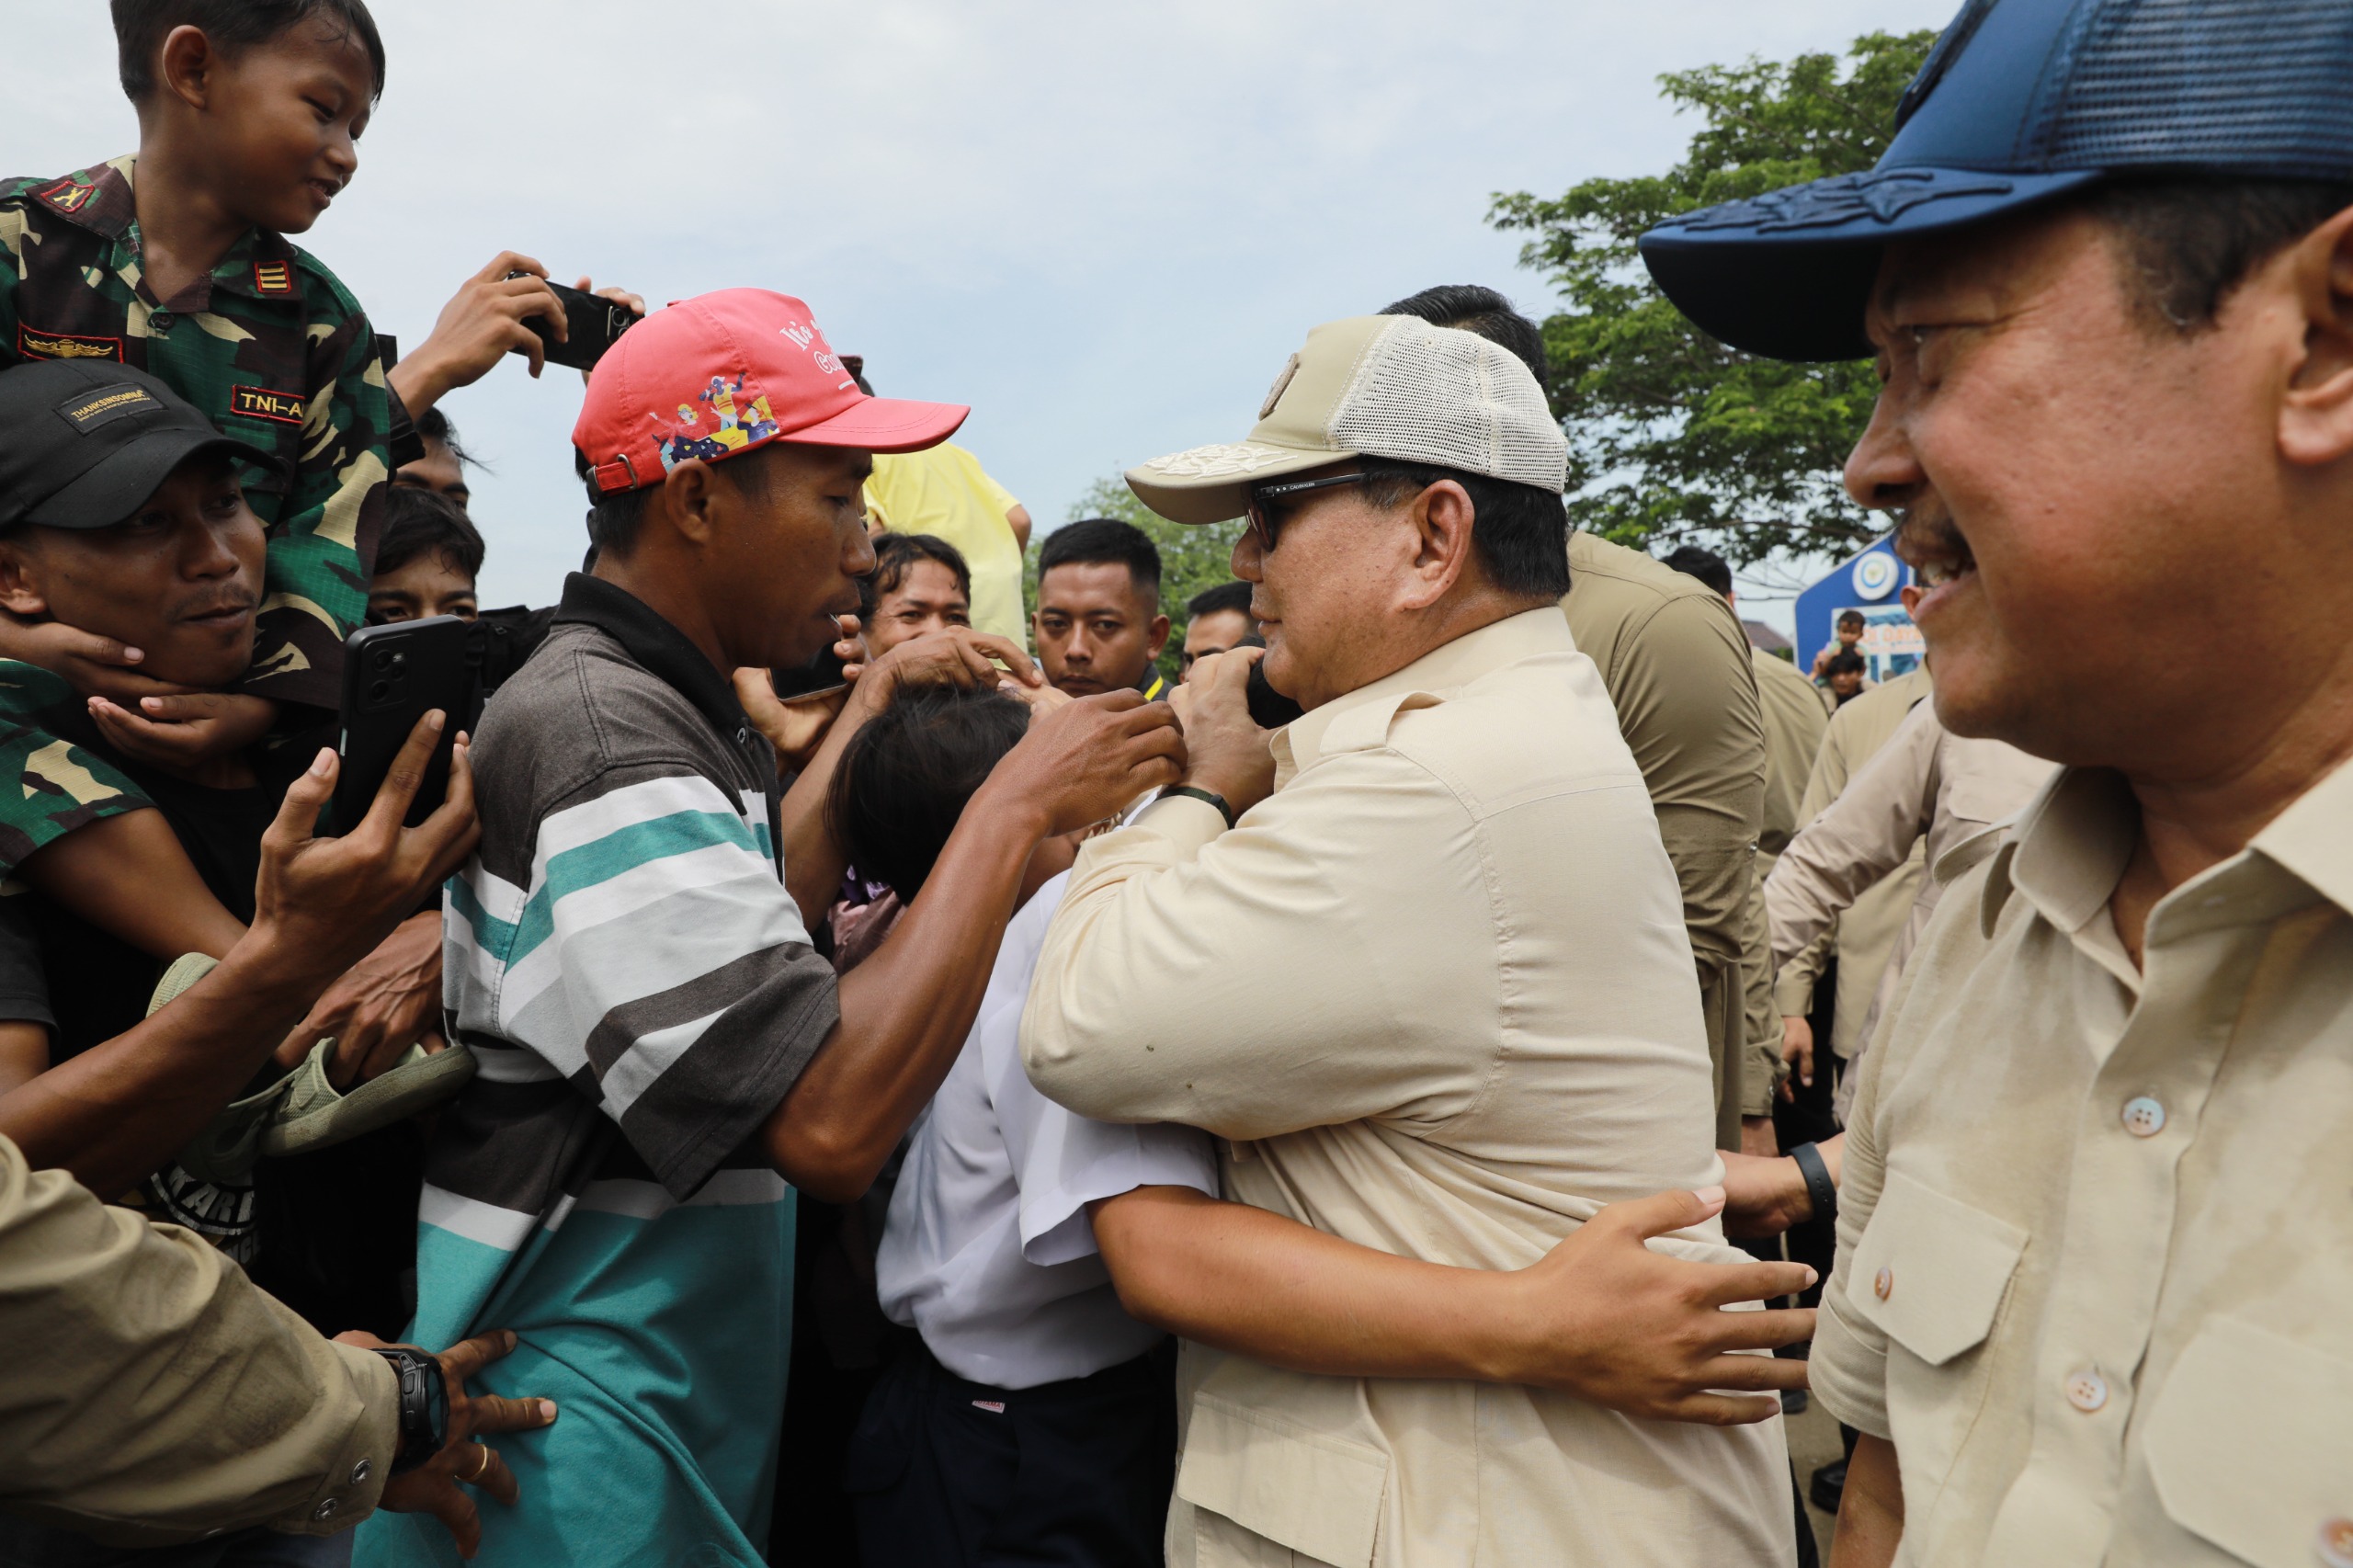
{"left": 1641, "top": 2, "right": 2353, "bottom": 1563}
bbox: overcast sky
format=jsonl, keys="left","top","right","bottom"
{"left": 15, "top": 0, "right": 1951, "bottom": 627}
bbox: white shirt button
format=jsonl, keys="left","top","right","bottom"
{"left": 2121, "top": 1096, "right": 2166, "bottom": 1138}
{"left": 2317, "top": 1517, "right": 2353, "bottom": 1568}
{"left": 2064, "top": 1369, "right": 2109, "bottom": 1413}
{"left": 1873, "top": 1266, "right": 1893, "bottom": 1301}
{"left": 313, "top": 1497, "right": 340, "bottom": 1521}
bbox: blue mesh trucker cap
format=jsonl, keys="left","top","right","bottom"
{"left": 1638, "top": 0, "right": 2353, "bottom": 363}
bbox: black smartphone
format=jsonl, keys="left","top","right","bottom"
{"left": 768, "top": 642, "right": 848, "bottom": 700}
{"left": 333, "top": 617, "right": 474, "bottom": 832}
{"left": 506, "top": 275, "right": 637, "bottom": 372}
{"left": 1238, "top": 632, "right": 1305, "bottom": 729}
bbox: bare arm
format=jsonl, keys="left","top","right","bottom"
{"left": 1829, "top": 1435, "right": 1904, "bottom": 1567}
{"left": 0, "top": 717, "right": 479, "bottom": 1196}
{"left": 763, "top": 693, "right": 1181, "bottom": 1202}
{"left": 0, "top": 1022, "right": 43, "bottom": 1097}
{"left": 1006, "top": 503, "right": 1032, "bottom": 551}
{"left": 17, "top": 808, "right": 246, "bottom": 962}
{"left": 1090, "top": 1185, "right": 1814, "bottom": 1426}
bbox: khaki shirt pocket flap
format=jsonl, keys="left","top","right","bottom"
{"left": 1176, "top": 1391, "right": 1390, "bottom": 1568}
{"left": 1850, "top": 1168, "right": 2027, "bottom": 1368}
{"left": 2143, "top": 1318, "right": 2353, "bottom": 1568}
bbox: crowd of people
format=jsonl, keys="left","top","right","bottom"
{"left": 3, "top": 1, "right": 2350, "bottom": 1567}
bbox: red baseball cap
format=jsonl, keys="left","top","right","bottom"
{"left": 573, "top": 288, "right": 968, "bottom": 494}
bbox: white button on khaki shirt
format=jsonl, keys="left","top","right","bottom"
{"left": 1022, "top": 608, "right": 1791, "bottom": 1568}
{"left": 1814, "top": 760, "right": 2353, "bottom": 1566}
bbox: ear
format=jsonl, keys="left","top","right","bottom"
{"left": 1145, "top": 611, "right": 1171, "bottom": 661}
{"left": 2279, "top": 202, "right": 2353, "bottom": 468}
{"left": 1396, "top": 479, "right": 1477, "bottom": 611}
{"left": 0, "top": 542, "right": 51, "bottom": 619}
{"left": 655, "top": 460, "right": 723, "bottom": 547}
{"left": 157, "top": 26, "right": 220, "bottom": 116}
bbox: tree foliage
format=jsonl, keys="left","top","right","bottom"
{"left": 1026, "top": 478, "right": 1246, "bottom": 685}
{"left": 1490, "top": 30, "right": 1937, "bottom": 566}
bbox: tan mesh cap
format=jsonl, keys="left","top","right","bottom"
{"left": 1127, "top": 314, "right": 1567, "bottom": 526}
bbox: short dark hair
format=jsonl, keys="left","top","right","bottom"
{"left": 575, "top": 444, "right": 777, "bottom": 561}
{"left": 2081, "top": 175, "right": 2353, "bottom": 334}
{"left": 1356, "top": 460, "right": 1570, "bottom": 600}
{"left": 1662, "top": 544, "right": 1733, "bottom": 598}
{"left": 375, "top": 485, "right": 483, "bottom": 583}
{"left": 860, "top": 532, "right": 971, "bottom": 619}
{"left": 1836, "top": 608, "right": 1867, "bottom": 630}
{"left": 828, "top": 687, "right": 1030, "bottom": 901}
{"left": 1825, "top": 650, "right": 1868, "bottom": 677}
{"left": 112, "top": 0, "right": 387, "bottom": 103}
{"left": 1037, "top": 517, "right": 1161, "bottom": 597}
{"left": 1381, "top": 284, "right": 1549, "bottom": 383}
{"left": 414, "top": 404, "right": 475, "bottom": 470}
{"left": 1186, "top": 580, "right": 1254, "bottom": 620}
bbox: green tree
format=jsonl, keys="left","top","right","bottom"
{"left": 1027, "top": 478, "right": 1246, "bottom": 687}
{"left": 1489, "top": 29, "right": 1937, "bottom": 566}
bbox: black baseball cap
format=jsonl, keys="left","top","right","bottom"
{"left": 1639, "top": 0, "right": 2353, "bottom": 362}
{"left": 0, "top": 359, "right": 283, "bottom": 531}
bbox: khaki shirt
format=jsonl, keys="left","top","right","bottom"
{"left": 1813, "top": 760, "right": 2353, "bottom": 1567}
{"left": 0, "top": 1136, "right": 395, "bottom": 1545}
{"left": 1766, "top": 699, "right": 2054, "bottom": 1118}
{"left": 1562, "top": 532, "right": 1771, "bottom": 1132}
{"left": 1742, "top": 649, "right": 1834, "bottom": 1096}
{"left": 1024, "top": 609, "right": 1791, "bottom": 1568}
{"left": 1773, "top": 669, "right": 1932, "bottom": 1064}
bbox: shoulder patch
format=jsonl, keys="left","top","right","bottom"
{"left": 230, "top": 384, "right": 306, "bottom": 426}
{"left": 252, "top": 260, "right": 295, "bottom": 295}
{"left": 16, "top": 324, "right": 122, "bottom": 363}
{"left": 33, "top": 178, "right": 95, "bottom": 216}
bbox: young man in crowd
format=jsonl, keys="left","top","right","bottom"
{"left": 858, "top": 532, "right": 972, "bottom": 663}
{"left": 1032, "top": 517, "right": 1170, "bottom": 701}
{"left": 366, "top": 489, "right": 482, "bottom": 626}
{"left": 1022, "top": 313, "right": 1801, "bottom": 1565}
{"left": 1641, "top": 1, "right": 2353, "bottom": 1559}
{"left": 1822, "top": 650, "right": 1869, "bottom": 706}
{"left": 359, "top": 289, "right": 1187, "bottom": 1568}
{"left": 1177, "top": 579, "right": 1253, "bottom": 683}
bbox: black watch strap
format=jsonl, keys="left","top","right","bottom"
{"left": 1163, "top": 785, "right": 1237, "bottom": 830}
{"left": 374, "top": 1346, "right": 449, "bottom": 1477}
{"left": 1790, "top": 1141, "right": 1838, "bottom": 1229}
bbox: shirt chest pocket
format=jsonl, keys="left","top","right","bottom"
{"left": 2143, "top": 1319, "right": 2353, "bottom": 1568}
{"left": 1848, "top": 1168, "right": 2027, "bottom": 1514}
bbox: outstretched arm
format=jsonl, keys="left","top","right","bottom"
{"left": 1830, "top": 1436, "right": 1904, "bottom": 1567}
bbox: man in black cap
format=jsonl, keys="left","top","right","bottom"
{"left": 1641, "top": 1, "right": 2353, "bottom": 1562}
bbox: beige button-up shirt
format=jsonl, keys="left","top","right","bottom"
{"left": 1773, "top": 668, "right": 1933, "bottom": 1062}
{"left": 1813, "top": 759, "right": 2353, "bottom": 1566}
{"left": 1024, "top": 608, "right": 1790, "bottom": 1568}
{"left": 0, "top": 1136, "right": 396, "bottom": 1545}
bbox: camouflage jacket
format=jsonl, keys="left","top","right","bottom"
{"left": 0, "top": 154, "right": 389, "bottom": 713}
{"left": 0, "top": 660, "right": 151, "bottom": 869}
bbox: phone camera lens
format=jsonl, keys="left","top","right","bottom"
{"left": 368, "top": 679, "right": 392, "bottom": 702}
{"left": 373, "top": 649, "right": 395, "bottom": 671}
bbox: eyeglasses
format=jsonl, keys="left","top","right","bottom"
{"left": 1244, "top": 472, "right": 1370, "bottom": 551}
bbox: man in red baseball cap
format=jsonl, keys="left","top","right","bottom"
{"left": 358, "top": 289, "right": 1186, "bottom": 1568}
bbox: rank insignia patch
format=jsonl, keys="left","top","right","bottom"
{"left": 17, "top": 324, "right": 122, "bottom": 362}
{"left": 251, "top": 261, "right": 294, "bottom": 295}
{"left": 34, "top": 179, "right": 96, "bottom": 215}
{"left": 230, "top": 384, "right": 306, "bottom": 426}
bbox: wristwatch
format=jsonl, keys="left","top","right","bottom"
{"left": 1789, "top": 1142, "right": 1839, "bottom": 1229}
{"left": 373, "top": 1346, "right": 449, "bottom": 1477}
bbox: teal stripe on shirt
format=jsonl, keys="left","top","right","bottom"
{"left": 506, "top": 809, "right": 766, "bottom": 965}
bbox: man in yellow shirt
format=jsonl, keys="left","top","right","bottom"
{"left": 851, "top": 361, "right": 1030, "bottom": 642}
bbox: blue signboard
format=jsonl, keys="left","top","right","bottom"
{"left": 1794, "top": 537, "right": 1923, "bottom": 682}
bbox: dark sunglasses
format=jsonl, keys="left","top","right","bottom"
{"left": 1244, "top": 471, "right": 1370, "bottom": 551}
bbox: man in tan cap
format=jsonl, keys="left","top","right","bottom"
{"left": 1023, "top": 313, "right": 1800, "bottom": 1565}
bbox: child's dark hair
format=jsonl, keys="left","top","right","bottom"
{"left": 827, "top": 688, "right": 1029, "bottom": 902}
{"left": 415, "top": 404, "right": 475, "bottom": 470}
{"left": 1836, "top": 608, "right": 1867, "bottom": 631}
{"left": 377, "top": 485, "right": 483, "bottom": 582}
{"left": 858, "top": 532, "right": 971, "bottom": 620}
{"left": 112, "top": 0, "right": 387, "bottom": 103}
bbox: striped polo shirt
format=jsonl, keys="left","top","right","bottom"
{"left": 357, "top": 574, "right": 837, "bottom": 1568}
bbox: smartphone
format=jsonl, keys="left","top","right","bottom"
{"left": 768, "top": 642, "right": 848, "bottom": 701}
{"left": 1238, "top": 632, "right": 1305, "bottom": 729}
{"left": 506, "top": 275, "right": 637, "bottom": 372}
{"left": 333, "top": 617, "right": 475, "bottom": 832}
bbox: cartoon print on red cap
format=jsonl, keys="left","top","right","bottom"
{"left": 656, "top": 374, "right": 781, "bottom": 472}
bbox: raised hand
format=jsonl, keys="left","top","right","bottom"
{"left": 983, "top": 690, "right": 1187, "bottom": 839}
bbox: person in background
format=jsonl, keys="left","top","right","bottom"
{"left": 1383, "top": 288, "right": 1777, "bottom": 1158}
{"left": 366, "top": 489, "right": 481, "bottom": 626}
{"left": 1033, "top": 518, "right": 1170, "bottom": 701}
{"left": 1178, "top": 580, "right": 1254, "bottom": 682}
{"left": 858, "top": 533, "right": 972, "bottom": 664}
{"left": 852, "top": 359, "right": 1031, "bottom": 642}
{"left": 392, "top": 407, "right": 472, "bottom": 508}
{"left": 1640, "top": 0, "right": 2353, "bottom": 1558}
{"left": 1809, "top": 609, "right": 1867, "bottom": 684}
{"left": 1820, "top": 650, "right": 1868, "bottom": 706}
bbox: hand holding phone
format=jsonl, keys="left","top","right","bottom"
{"left": 333, "top": 618, "right": 479, "bottom": 833}
{"left": 507, "top": 275, "right": 638, "bottom": 372}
